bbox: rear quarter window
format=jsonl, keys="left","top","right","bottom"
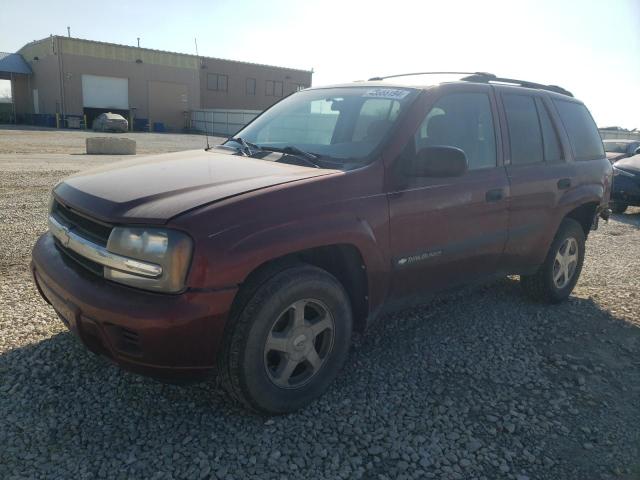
{"left": 553, "top": 100, "right": 604, "bottom": 161}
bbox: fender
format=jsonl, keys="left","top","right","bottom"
{"left": 533, "top": 182, "right": 604, "bottom": 266}
{"left": 186, "top": 200, "right": 391, "bottom": 315}
{"left": 557, "top": 183, "right": 603, "bottom": 214}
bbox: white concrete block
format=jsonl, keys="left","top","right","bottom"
{"left": 86, "top": 137, "right": 136, "bottom": 155}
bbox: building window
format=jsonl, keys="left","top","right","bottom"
{"left": 207, "top": 73, "right": 228, "bottom": 92}
{"left": 246, "top": 78, "right": 256, "bottom": 96}
{"left": 266, "top": 80, "right": 284, "bottom": 97}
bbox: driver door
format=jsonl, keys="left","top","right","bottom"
{"left": 387, "top": 86, "right": 509, "bottom": 300}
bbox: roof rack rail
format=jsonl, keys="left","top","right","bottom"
{"left": 367, "top": 71, "right": 573, "bottom": 97}
{"left": 368, "top": 71, "right": 492, "bottom": 81}
{"left": 460, "top": 73, "right": 573, "bottom": 97}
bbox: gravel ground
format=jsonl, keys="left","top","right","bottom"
{"left": 0, "top": 126, "right": 212, "bottom": 155}
{"left": 1, "top": 134, "right": 639, "bottom": 479}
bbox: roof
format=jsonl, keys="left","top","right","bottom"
{"left": 102, "top": 112, "right": 127, "bottom": 120}
{"left": 602, "top": 139, "right": 638, "bottom": 143}
{"left": 0, "top": 52, "right": 32, "bottom": 75}
{"left": 310, "top": 76, "right": 576, "bottom": 101}
{"left": 310, "top": 80, "right": 561, "bottom": 94}
{"left": 19, "top": 36, "right": 312, "bottom": 74}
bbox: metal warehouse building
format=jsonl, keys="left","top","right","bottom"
{"left": 9, "top": 36, "right": 312, "bottom": 131}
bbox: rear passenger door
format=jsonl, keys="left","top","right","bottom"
{"left": 497, "top": 88, "right": 576, "bottom": 271}
{"left": 388, "top": 85, "right": 509, "bottom": 299}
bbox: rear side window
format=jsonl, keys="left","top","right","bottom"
{"left": 534, "top": 98, "right": 563, "bottom": 163}
{"left": 553, "top": 100, "right": 604, "bottom": 161}
{"left": 503, "top": 94, "right": 543, "bottom": 165}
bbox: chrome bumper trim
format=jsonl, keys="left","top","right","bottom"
{"left": 48, "top": 215, "right": 163, "bottom": 278}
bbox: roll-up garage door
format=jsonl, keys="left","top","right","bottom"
{"left": 82, "top": 75, "right": 128, "bottom": 109}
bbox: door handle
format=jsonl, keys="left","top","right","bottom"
{"left": 485, "top": 188, "right": 504, "bottom": 202}
{"left": 557, "top": 178, "right": 571, "bottom": 190}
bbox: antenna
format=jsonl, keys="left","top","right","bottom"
{"left": 194, "top": 37, "right": 210, "bottom": 150}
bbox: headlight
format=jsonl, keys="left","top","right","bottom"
{"left": 104, "top": 227, "right": 193, "bottom": 293}
{"left": 613, "top": 166, "right": 636, "bottom": 178}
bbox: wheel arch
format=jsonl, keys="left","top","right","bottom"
{"left": 564, "top": 201, "right": 599, "bottom": 238}
{"left": 230, "top": 244, "right": 371, "bottom": 333}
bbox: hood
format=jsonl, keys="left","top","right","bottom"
{"left": 606, "top": 151, "right": 627, "bottom": 162}
{"left": 54, "top": 149, "right": 338, "bottom": 224}
{"left": 614, "top": 154, "right": 640, "bottom": 174}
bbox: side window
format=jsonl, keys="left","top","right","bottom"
{"left": 274, "top": 81, "right": 284, "bottom": 97}
{"left": 207, "top": 73, "right": 228, "bottom": 92}
{"left": 534, "top": 97, "right": 563, "bottom": 163}
{"left": 265, "top": 80, "right": 274, "bottom": 96}
{"left": 246, "top": 78, "right": 256, "bottom": 96}
{"left": 503, "top": 94, "right": 543, "bottom": 165}
{"left": 553, "top": 100, "right": 605, "bottom": 161}
{"left": 414, "top": 93, "right": 497, "bottom": 170}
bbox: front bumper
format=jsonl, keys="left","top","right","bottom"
{"left": 31, "top": 233, "right": 237, "bottom": 380}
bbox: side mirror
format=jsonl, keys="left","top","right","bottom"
{"left": 410, "top": 146, "right": 468, "bottom": 177}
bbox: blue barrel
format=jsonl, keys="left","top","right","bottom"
{"left": 133, "top": 118, "right": 149, "bottom": 132}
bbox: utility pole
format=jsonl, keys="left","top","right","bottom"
{"left": 137, "top": 37, "right": 140, "bottom": 48}
{"left": 67, "top": 26, "right": 71, "bottom": 37}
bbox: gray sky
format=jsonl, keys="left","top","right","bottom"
{"left": 1, "top": 0, "right": 639, "bottom": 128}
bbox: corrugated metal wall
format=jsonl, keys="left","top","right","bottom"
{"left": 59, "top": 38, "right": 199, "bottom": 69}
{"left": 191, "top": 108, "right": 261, "bottom": 136}
{"left": 600, "top": 130, "right": 640, "bottom": 141}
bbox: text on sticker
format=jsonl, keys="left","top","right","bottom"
{"left": 363, "top": 89, "right": 411, "bottom": 100}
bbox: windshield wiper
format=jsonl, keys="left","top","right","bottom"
{"left": 260, "top": 145, "right": 321, "bottom": 168}
{"left": 228, "top": 137, "right": 261, "bottom": 156}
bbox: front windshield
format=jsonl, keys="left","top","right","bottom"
{"left": 603, "top": 142, "right": 629, "bottom": 153}
{"left": 227, "top": 87, "right": 416, "bottom": 165}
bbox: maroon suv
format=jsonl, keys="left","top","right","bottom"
{"left": 31, "top": 73, "right": 612, "bottom": 413}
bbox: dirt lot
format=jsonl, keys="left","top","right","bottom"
{"left": 0, "top": 125, "right": 214, "bottom": 155}
{"left": 0, "top": 127, "right": 639, "bottom": 479}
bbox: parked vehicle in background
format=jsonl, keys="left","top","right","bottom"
{"left": 603, "top": 139, "right": 640, "bottom": 163}
{"left": 92, "top": 112, "right": 129, "bottom": 133}
{"left": 611, "top": 154, "right": 640, "bottom": 213}
{"left": 31, "top": 72, "right": 612, "bottom": 413}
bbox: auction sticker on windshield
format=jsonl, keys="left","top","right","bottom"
{"left": 363, "top": 88, "right": 411, "bottom": 100}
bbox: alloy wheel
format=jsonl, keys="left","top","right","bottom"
{"left": 553, "top": 237, "right": 579, "bottom": 289}
{"left": 263, "top": 299, "right": 335, "bottom": 389}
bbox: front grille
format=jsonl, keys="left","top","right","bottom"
{"left": 54, "top": 239, "right": 104, "bottom": 276}
{"left": 51, "top": 199, "right": 112, "bottom": 277}
{"left": 52, "top": 199, "right": 112, "bottom": 246}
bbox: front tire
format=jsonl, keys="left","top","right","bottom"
{"left": 521, "top": 218, "right": 585, "bottom": 303}
{"left": 219, "top": 265, "right": 352, "bottom": 414}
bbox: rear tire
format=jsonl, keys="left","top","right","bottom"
{"left": 611, "top": 202, "right": 628, "bottom": 214}
{"left": 521, "top": 218, "right": 585, "bottom": 303}
{"left": 219, "top": 264, "right": 352, "bottom": 414}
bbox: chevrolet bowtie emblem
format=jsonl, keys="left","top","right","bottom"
{"left": 59, "top": 225, "right": 71, "bottom": 247}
